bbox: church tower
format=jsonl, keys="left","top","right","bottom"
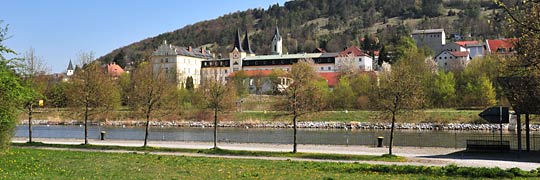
{"left": 66, "top": 60, "right": 74, "bottom": 76}
{"left": 271, "top": 25, "right": 283, "bottom": 55}
{"left": 242, "top": 30, "right": 255, "bottom": 56}
{"left": 230, "top": 29, "right": 247, "bottom": 72}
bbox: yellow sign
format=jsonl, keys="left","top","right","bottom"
{"left": 38, "top": 100, "right": 44, "bottom": 107}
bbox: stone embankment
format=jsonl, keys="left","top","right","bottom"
{"left": 19, "top": 120, "right": 540, "bottom": 131}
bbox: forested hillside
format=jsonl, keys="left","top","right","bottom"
{"left": 99, "top": 0, "right": 512, "bottom": 68}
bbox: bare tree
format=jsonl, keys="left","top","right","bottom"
{"left": 198, "top": 73, "right": 236, "bottom": 149}
{"left": 275, "top": 59, "right": 325, "bottom": 153}
{"left": 129, "top": 62, "right": 178, "bottom": 147}
{"left": 66, "top": 52, "right": 120, "bottom": 145}
{"left": 372, "top": 49, "right": 428, "bottom": 155}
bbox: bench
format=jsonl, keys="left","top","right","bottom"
{"left": 466, "top": 140, "right": 510, "bottom": 151}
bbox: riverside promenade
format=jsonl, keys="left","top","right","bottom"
{"left": 12, "top": 137, "right": 540, "bottom": 171}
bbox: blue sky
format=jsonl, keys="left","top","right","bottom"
{"left": 2, "top": 0, "right": 287, "bottom": 73}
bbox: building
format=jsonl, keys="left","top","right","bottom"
{"left": 153, "top": 26, "right": 378, "bottom": 90}
{"left": 442, "top": 40, "right": 484, "bottom": 59}
{"left": 434, "top": 50, "right": 471, "bottom": 72}
{"left": 411, "top": 29, "right": 446, "bottom": 54}
{"left": 66, "top": 60, "right": 74, "bottom": 76}
{"left": 152, "top": 40, "right": 213, "bottom": 88}
{"left": 335, "top": 46, "right": 374, "bottom": 72}
{"left": 485, "top": 38, "right": 516, "bottom": 55}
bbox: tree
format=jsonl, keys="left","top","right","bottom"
{"left": 378, "top": 45, "right": 390, "bottom": 66}
{"left": 185, "top": 76, "right": 194, "bottom": 91}
{"left": 0, "top": 21, "right": 35, "bottom": 151}
{"left": 20, "top": 47, "right": 50, "bottom": 143}
{"left": 275, "top": 59, "right": 325, "bottom": 153}
{"left": 129, "top": 62, "right": 178, "bottom": 147}
{"left": 66, "top": 52, "right": 120, "bottom": 145}
{"left": 431, "top": 71, "right": 456, "bottom": 107}
{"left": 198, "top": 75, "right": 236, "bottom": 149}
{"left": 268, "top": 68, "right": 286, "bottom": 94}
{"left": 372, "top": 47, "right": 429, "bottom": 155}
{"left": 333, "top": 77, "right": 355, "bottom": 110}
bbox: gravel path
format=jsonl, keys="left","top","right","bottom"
{"left": 12, "top": 137, "right": 540, "bottom": 171}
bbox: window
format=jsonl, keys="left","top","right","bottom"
{"left": 165, "top": 58, "right": 168, "bottom": 63}
{"left": 320, "top": 67, "right": 324, "bottom": 70}
{"left": 328, "top": 67, "right": 331, "bottom": 70}
{"left": 225, "top": 69, "right": 228, "bottom": 73}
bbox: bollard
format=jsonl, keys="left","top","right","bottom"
{"left": 100, "top": 131, "right": 106, "bottom": 140}
{"left": 377, "top": 136, "right": 384, "bottom": 147}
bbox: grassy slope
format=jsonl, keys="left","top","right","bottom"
{"left": 2, "top": 148, "right": 538, "bottom": 179}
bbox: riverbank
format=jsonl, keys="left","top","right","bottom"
{"left": 18, "top": 119, "right": 540, "bottom": 131}
{"left": 11, "top": 137, "right": 540, "bottom": 171}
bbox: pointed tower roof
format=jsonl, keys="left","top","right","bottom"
{"left": 232, "top": 29, "right": 244, "bottom": 52}
{"left": 242, "top": 30, "right": 254, "bottom": 54}
{"left": 67, "top": 60, "right": 74, "bottom": 70}
{"left": 273, "top": 26, "right": 282, "bottom": 40}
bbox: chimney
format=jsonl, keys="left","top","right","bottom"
{"left": 201, "top": 47, "right": 205, "bottom": 55}
{"left": 188, "top": 46, "right": 192, "bottom": 52}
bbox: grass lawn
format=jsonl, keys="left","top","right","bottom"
{"left": 2, "top": 148, "right": 536, "bottom": 179}
{"left": 12, "top": 142, "right": 406, "bottom": 162}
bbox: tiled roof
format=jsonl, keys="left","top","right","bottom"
{"left": 486, "top": 38, "right": 517, "bottom": 54}
{"left": 449, "top": 51, "right": 469, "bottom": 57}
{"left": 228, "top": 70, "right": 274, "bottom": 78}
{"left": 319, "top": 72, "right": 339, "bottom": 87}
{"left": 338, "top": 46, "right": 365, "bottom": 57}
{"left": 106, "top": 63, "right": 125, "bottom": 77}
{"left": 454, "top": 40, "right": 479, "bottom": 47}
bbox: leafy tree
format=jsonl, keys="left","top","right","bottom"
{"left": 0, "top": 22, "right": 35, "bottom": 151}
{"left": 197, "top": 77, "right": 237, "bottom": 149}
{"left": 378, "top": 45, "right": 391, "bottom": 66}
{"left": 421, "top": 0, "right": 442, "bottom": 17}
{"left": 431, "top": 71, "right": 456, "bottom": 107}
{"left": 66, "top": 52, "right": 120, "bottom": 145}
{"left": 268, "top": 68, "right": 286, "bottom": 94}
{"left": 275, "top": 59, "right": 325, "bottom": 153}
{"left": 129, "top": 62, "right": 178, "bottom": 147}
{"left": 371, "top": 46, "right": 429, "bottom": 155}
{"left": 45, "top": 81, "right": 68, "bottom": 108}
{"left": 349, "top": 73, "right": 373, "bottom": 109}
{"left": 230, "top": 70, "right": 249, "bottom": 97}
{"left": 333, "top": 77, "right": 356, "bottom": 110}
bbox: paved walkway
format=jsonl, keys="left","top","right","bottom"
{"left": 12, "top": 137, "right": 540, "bottom": 171}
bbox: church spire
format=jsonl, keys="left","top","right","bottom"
{"left": 242, "top": 30, "right": 254, "bottom": 54}
{"left": 271, "top": 25, "right": 283, "bottom": 55}
{"left": 273, "top": 26, "right": 282, "bottom": 40}
{"left": 232, "top": 29, "right": 244, "bottom": 52}
{"left": 67, "top": 60, "right": 73, "bottom": 70}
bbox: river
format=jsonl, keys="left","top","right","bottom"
{"left": 14, "top": 125, "right": 540, "bottom": 149}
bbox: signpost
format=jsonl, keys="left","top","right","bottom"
{"left": 479, "top": 107, "right": 510, "bottom": 148}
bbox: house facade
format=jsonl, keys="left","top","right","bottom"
{"left": 411, "top": 29, "right": 446, "bottom": 54}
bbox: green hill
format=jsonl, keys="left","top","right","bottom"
{"left": 98, "top": 0, "right": 510, "bottom": 68}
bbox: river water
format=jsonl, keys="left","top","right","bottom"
{"left": 14, "top": 125, "right": 540, "bottom": 149}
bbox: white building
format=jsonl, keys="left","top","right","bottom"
{"left": 335, "top": 46, "right": 373, "bottom": 72}
{"left": 434, "top": 50, "right": 471, "bottom": 72}
{"left": 152, "top": 40, "right": 213, "bottom": 88}
{"left": 442, "top": 40, "right": 484, "bottom": 59}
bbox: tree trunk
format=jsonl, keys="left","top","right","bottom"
{"left": 389, "top": 112, "right": 396, "bottom": 155}
{"left": 213, "top": 108, "right": 218, "bottom": 149}
{"left": 28, "top": 104, "right": 33, "bottom": 143}
{"left": 144, "top": 113, "right": 150, "bottom": 147}
{"left": 84, "top": 103, "right": 89, "bottom": 145}
{"left": 293, "top": 115, "right": 297, "bottom": 153}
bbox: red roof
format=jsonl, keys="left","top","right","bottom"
{"left": 449, "top": 51, "right": 469, "bottom": 57}
{"left": 228, "top": 70, "right": 274, "bottom": 78}
{"left": 319, "top": 72, "right": 339, "bottom": 87}
{"left": 338, "top": 46, "right": 366, "bottom": 57}
{"left": 487, "top": 38, "right": 517, "bottom": 54}
{"left": 454, "top": 40, "right": 479, "bottom": 47}
{"left": 106, "top": 63, "right": 125, "bottom": 77}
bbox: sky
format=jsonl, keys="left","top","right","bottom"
{"left": 2, "top": 0, "right": 287, "bottom": 73}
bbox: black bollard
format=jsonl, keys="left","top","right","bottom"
{"left": 377, "top": 136, "right": 384, "bottom": 147}
{"left": 100, "top": 131, "right": 106, "bottom": 140}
